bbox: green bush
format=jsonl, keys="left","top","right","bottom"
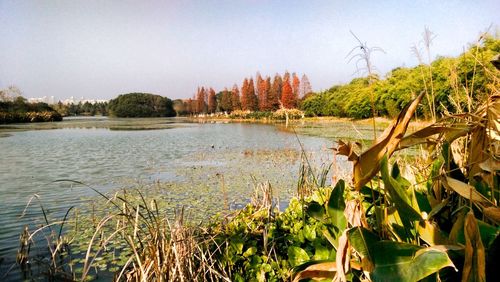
{"left": 108, "top": 93, "right": 175, "bottom": 117}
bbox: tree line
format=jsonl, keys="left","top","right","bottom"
{"left": 0, "top": 92, "right": 62, "bottom": 123}
{"left": 301, "top": 34, "right": 499, "bottom": 119}
{"left": 52, "top": 101, "right": 108, "bottom": 116}
{"left": 174, "top": 72, "right": 312, "bottom": 115}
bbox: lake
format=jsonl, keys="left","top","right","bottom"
{"left": 0, "top": 117, "right": 358, "bottom": 279}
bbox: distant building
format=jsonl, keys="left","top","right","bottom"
{"left": 27, "top": 96, "right": 108, "bottom": 105}
{"left": 27, "top": 96, "right": 55, "bottom": 104}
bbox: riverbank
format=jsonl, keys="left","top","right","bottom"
{"left": 0, "top": 110, "right": 62, "bottom": 123}
{"left": 190, "top": 115, "right": 432, "bottom": 142}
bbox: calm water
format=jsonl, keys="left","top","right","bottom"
{"left": 0, "top": 117, "right": 347, "bottom": 279}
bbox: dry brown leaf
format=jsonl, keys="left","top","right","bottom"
{"left": 350, "top": 91, "right": 424, "bottom": 190}
{"left": 292, "top": 262, "right": 337, "bottom": 282}
{"left": 469, "top": 94, "right": 500, "bottom": 177}
{"left": 449, "top": 209, "right": 467, "bottom": 244}
{"left": 334, "top": 140, "right": 360, "bottom": 162}
{"left": 478, "top": 158, "right": 500, "bottom": 172}
{"left": 483, "top": 206, "right": 500, "bottom": 224}
{"left": 335, "top": 230, "right": 349, "bottom": 282}
{"left": 344, "top": 199, "right": 369, "bottom": 228}
{"left": 398, "top": 124, "right": 470, "bottom": 150}
{"left": 468, "top": 124, "right": 489, "bottom": 180}
{"left": 461, "top": 211, "right": 486, "bottom": 282}
{"left": 442, "top": 177, "right": 492, "bottom": 206}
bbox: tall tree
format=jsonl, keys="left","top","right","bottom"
{"left": 269, "top": 74, "right": 282, "bottom": 111}
{"left": 283, "top": 71, "right": 291, "bottom": 84}
{"left": 231, "top": 84, "right": 241, "bottom": 110}
{"left": 258, "top": 76, "right": 269, "bottom": 111}
{"left": 196, "top": 87, "right": 207, "bottom": 114}
{"left": 186, "top": 98, "right": 193, "bottom": 114}
{"left": 255, "top": 72, "right": 263, "bottom": 105}
{"left": 281, "top": 77, "right": 296, "bottom": 109}
{"left": 240, "top": 78, "right": 249, "bottom": 110}
{"left": 220, "top": 88, "right": 232, "bottom": 112}
{"left": 264, "top": 77, "right": 272, "bottom": 111}
{"left": 246, "top": 78, "right": 258, "bottom": 111}
{"left": 208, "top": 88, "right": 217, "bottom": 113}
{"left": 300, "top": 74, "right": 313, "bottom": 98}
{"left": 292, "top": 73, "right": 300, "bottom": 100}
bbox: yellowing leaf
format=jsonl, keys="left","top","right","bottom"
{"left": 417, "top": 220, "right": 451, "bottom": 246}
{"left": 442, "top": 177, "right": 492, "bottom": 205}
{"left": 342, "top": 91, "right": 424, "bottom": 190}
{"left": 462, "top": 211, "right": 486, "bottom": 282}
{"left": 292, "top": 261, "right": 337, "bottom": 282}
{"left": 483, "top": 206, "right": 500, "bottom": 224}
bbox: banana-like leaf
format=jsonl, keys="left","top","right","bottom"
{"left": 347, "top": 227, "right": 455, "bottom": 281}
{"left": 483, "top": 206, "right": 500, "bottom": 224}
{"left": 381, "top": 156, "right": 422, "bottom": 225}
{"left": 417, "top": 220, "right": 451, "bottom": 246}
{"left": 336, "top": 91, "right": 424, "bottom": 190}
{"left": 292, "top": 260, "right": 336, "bottom": 282}
{"left": 441, "top": 177, "right": 492, "bottom": 206}
{"left": 462, "top": 211, "right": 486, "bottom": 282}
{"left": 347, "top": 226, "right": 378, "bottom": 258}
{"left": 327, "top": 180, "right": 346, "bottom": 231}
{"left": 397, "top": 123, "right": 471, "bottom": 150}
{"left": 469, "top": 94, "right": 500, "bottom": 178}
{"left": 450, "top": 209, "right": 499, "bottom": 248}
{"left": 370, "top": 242, "right": 456, "bottom": 282}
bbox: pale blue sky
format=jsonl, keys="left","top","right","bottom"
{"left": 0, "top": 0, "right": 498, "bottom": 101}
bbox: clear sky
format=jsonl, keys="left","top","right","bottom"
{"left": 0, "top": 0, "right": 498, "bottom": 101}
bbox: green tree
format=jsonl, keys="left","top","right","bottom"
{"left": 108, "top": 93, "right": 175, "bottom": 117}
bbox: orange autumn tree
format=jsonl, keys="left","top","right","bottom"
{"left": 264, "top": 76, "right": 272, "bottom": 111}
{"left": 231, "top": 84, "right": 241, "bottom": 110}
{"left": 258, "top": 75, "right": 270, "bottom": 111}
{"left": 269, "top": 74, "right": 282, "bottom": 111}
{"left": 281, "top": 76, "right": 296, "bottom": 109}
{"left": 241, "top": 77, "right": 258, "bottom": 111}
{"left": 207, "top": 87, "right": 217, "bottom": 113}
{"left": 256, "top": 72, "right": 264, "bottom": 110}
{"left": 247, "top": 78, "right": 258, "bottom": 111}
{"left": 240, "top": 78, "right": 249, "bottom": 110}
{"left": 196, "top": 87, "right": 207, "bottom": 114}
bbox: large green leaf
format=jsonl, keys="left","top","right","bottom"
{"left": 306, "top": 201, "right": 325, "bottom": 221}
{"left": 327, "top": 180, "right": 346, "bottom": 231}
{"left": 370, "top": 241, "right": 456, "bottom": 282}
{"left": 288, "top": 246, "right": 310, "bottom": 267}
{"left": 380, "top": 156, "right": 422, "bottom": 227}
{"left": 347, "top": 226, "right": 379, "bottom": 262}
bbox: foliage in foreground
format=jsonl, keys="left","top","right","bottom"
{"left": 11, "top": 92, "right": 499, "bottom": 281}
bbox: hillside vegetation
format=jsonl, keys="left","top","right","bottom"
{"left": 301, "top": 35, "right": 500, "bottom": 119}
